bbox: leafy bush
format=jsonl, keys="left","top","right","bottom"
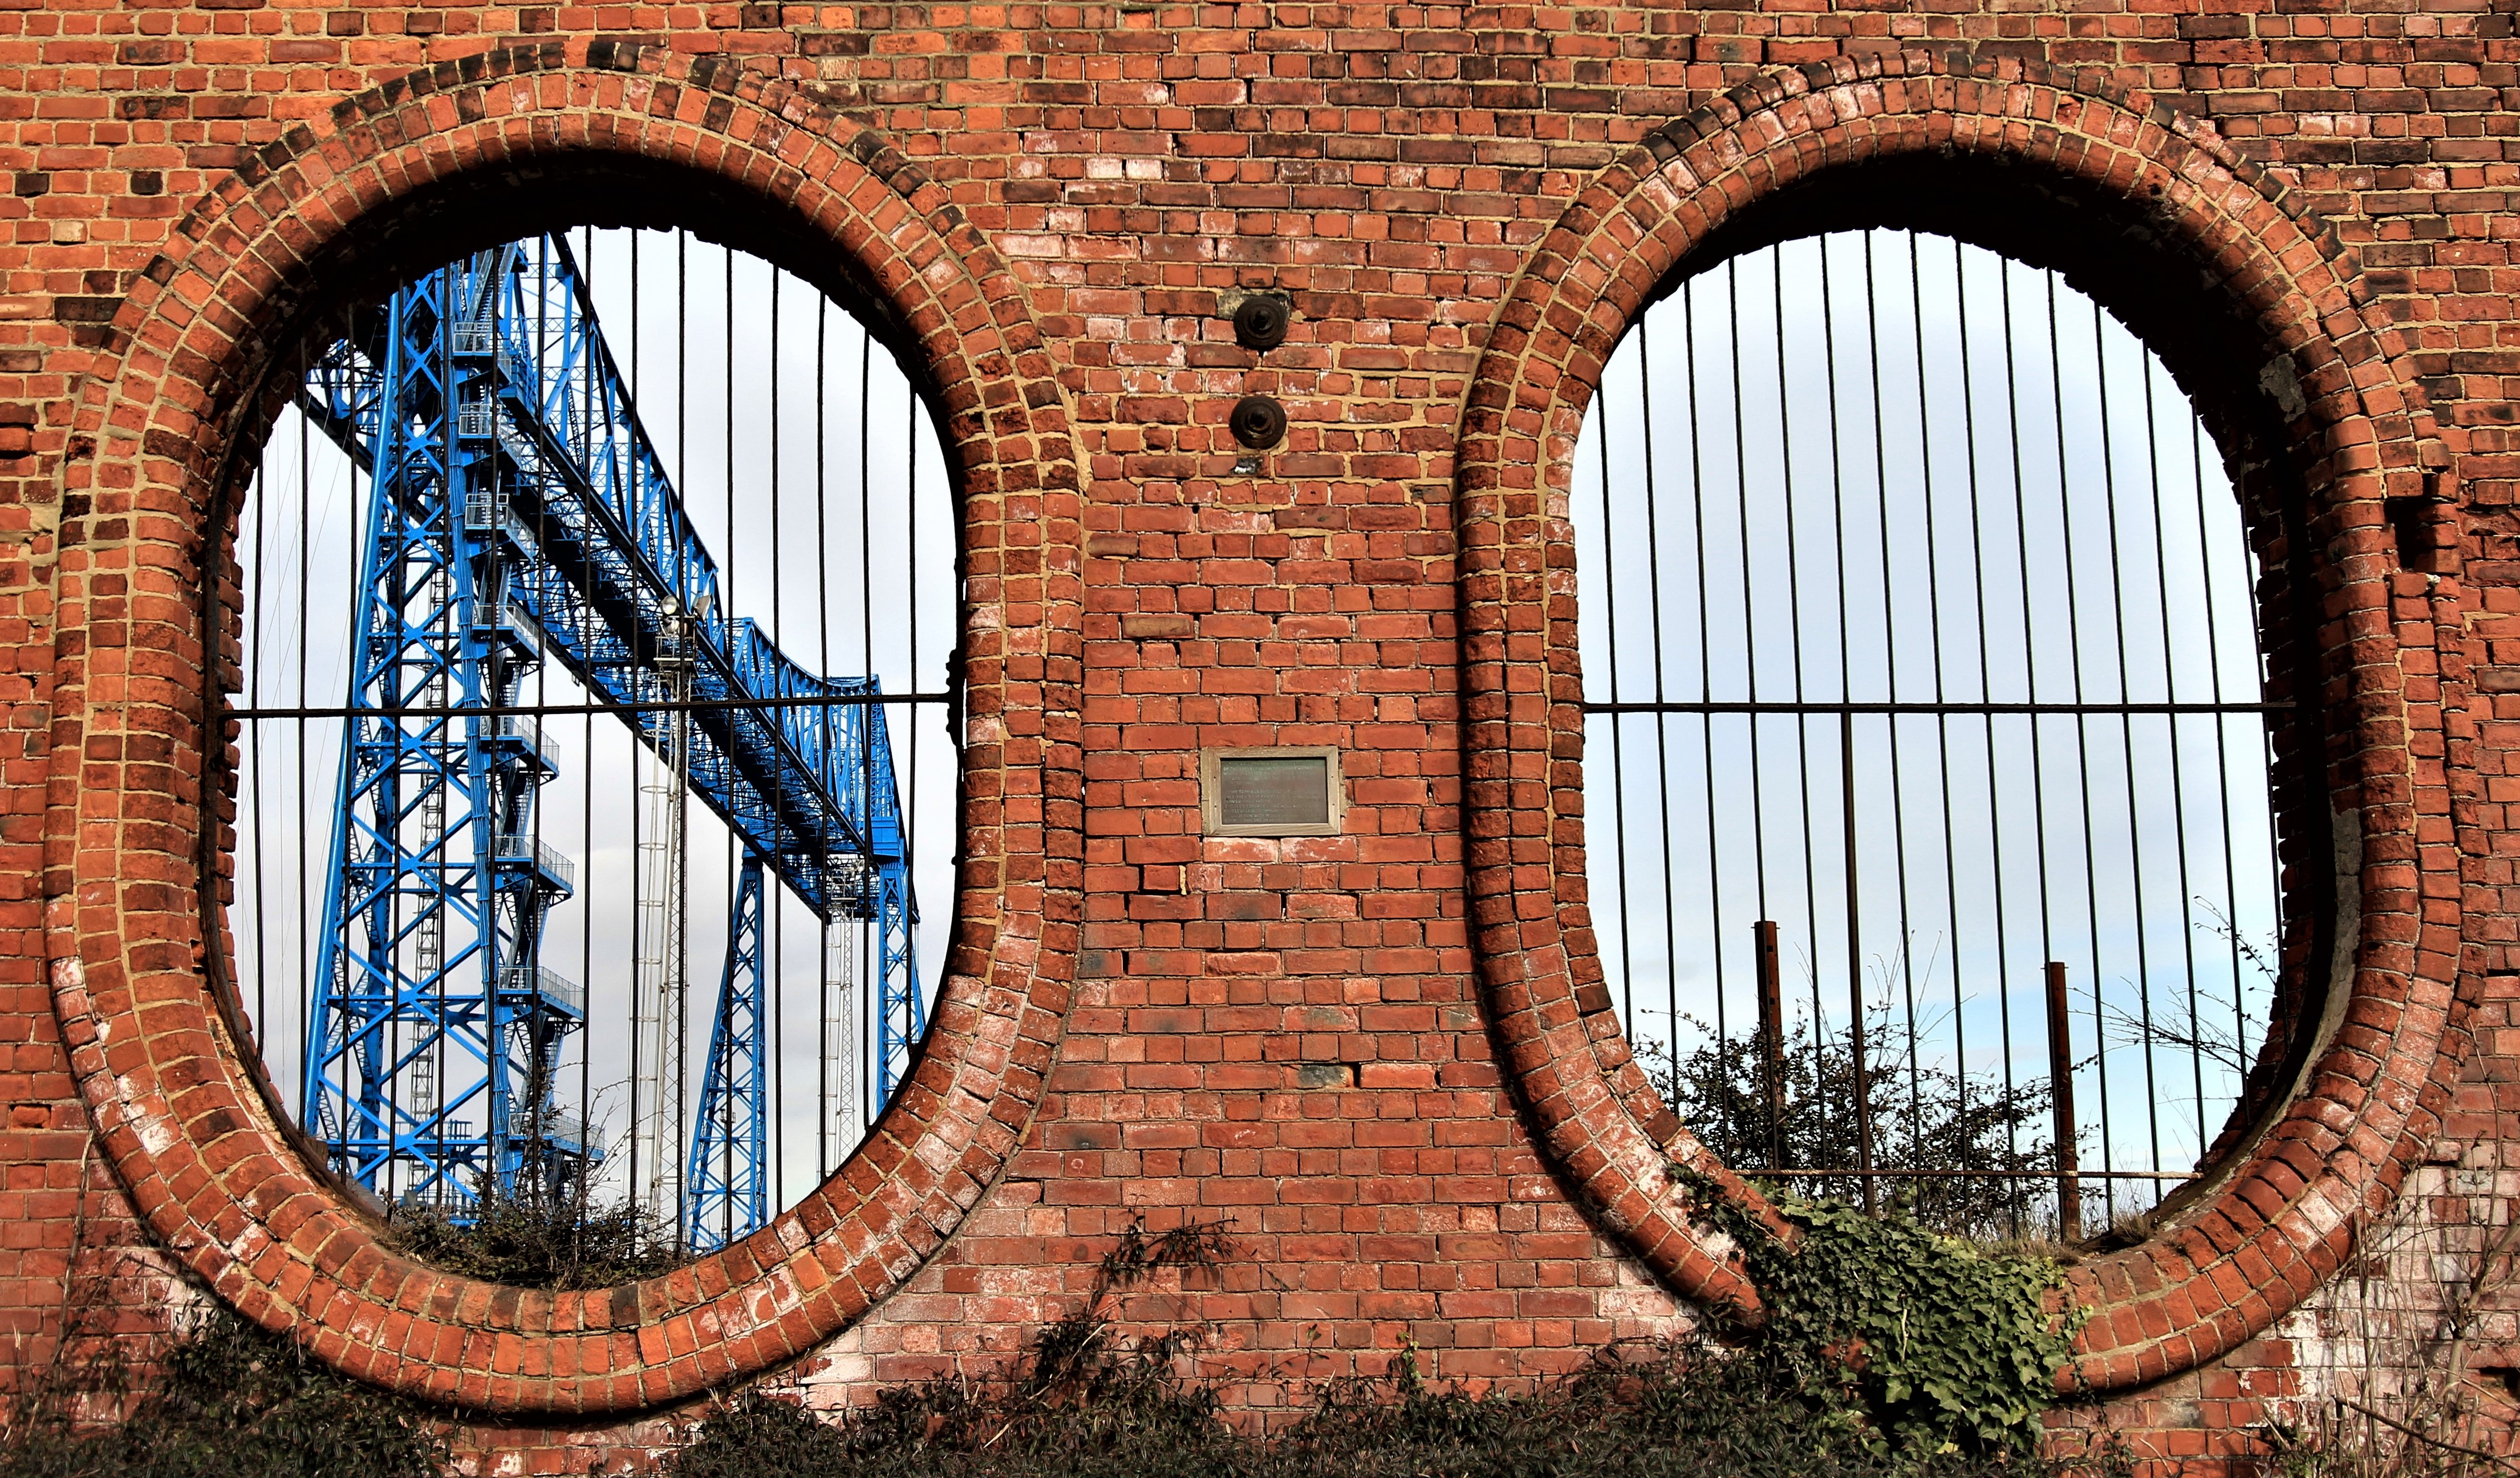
{"left": 380, "top": 1134, "right": 685, "bottom": 1292}
{"left": 1677, "top": 1176, "right": 2081, "bottom": 1459}
{"left": 386, "top": 1186, "right": 683, "bottom": 1292}
{"left": 1647, "top": 1008, "right": 2059, "bottom": 1241}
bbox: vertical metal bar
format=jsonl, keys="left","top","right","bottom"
{"left": 1899, "top": 232, "right": 1941, "bottom": 1159}
{"left": 627, "top": 600, "right": 645, "bottom": 1217}
{"left": 2047, "top": 274, "right": 2116, "bottom": 1218}
{"left": 1843, "top": 709, "right": 1874, "bottom": 1212}
{"left": 1723, "top": 262, "right": 1764, "bottom": 941}
{"left": 725, "top": 843, "right": 738, "bottom": 1243}
{"left": 861, "top": 322, "right": 878, "bottom": 1122}
{"left": 1820, "top": 238, "right": 1853, "bottom": 1020}
{"left": 2192, "top": 407, "right": 2258, "bottom": 1078}
{"left": 1603, "top": 344, "right": 1633, "bottom": 1030}
{"left": 1756, "top": 918, "right": 1785, "bottom": 1168}
{"left": 664, "top": 225, "right": 694, "bottom": 1216}
{"left": 1862, "top": 234, "right": 1907, "bottom": 1170}
{"left": 2093, "top": 299, "right": 2164, "bottom": 1184}
{"left": 299, "top": 338, "right": 320, "bottom": 1110}
{"left": 904, "top": 352, "right": 921, "bottom": 1147}
{"left": 690, "top": 236, "right": 734, "bottom": 1242}
{"left": 2002, "top": 259, "right": 2063, "bottom": 1218}
{"left": 2140, "top": 350, "right": 2211, "bottom": 1160}
{"left": 817, "top": 295, "right": 832, "bottom": 1177}
{"left": 250, "top": 414, "right": 268, "bottom": 1041}
{"left": 769, "top": 263, "right": 785, "bottom": 1207}
{"left": 510, "top": 246, "right": 545, "bottom": 1187}
{"left": 1831, "top": 234, "right": 1900, "bottom": 1157}
{"left": 2046, "top": 960, "right": 2081, "bottom": 1238}
{"left": 579, "top": 661, "right": 596, "bottom": 1201}
{"left": 1955, "top": 246, "right": 2020, "bottom": 1208}
{"left": 1727, "top": 260, "right": 1777, "bottom": 1107}
{"left": 865, "top": 891, "right": 875, "bottom": 1129}
{"left": 589, "top": 231, "right": 607, "bottom": 1208}
{"left": 1943, "top": 239, "right": 1998, "bottom": 1223}
{"left": 1772, "top": 245, "right": 1830, "bottom": 1171}
{"left": 1638, "top": 314, "right": 1683, "bottom": 1079}
{"left": 817, "top": 916, "right": 831, "bottom": 1171}
{"left": 1684, "top": 279, "right": 1730, "bottom": 1144}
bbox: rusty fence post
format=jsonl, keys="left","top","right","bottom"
{"left": 2045, "top": 960, "right": 2081, "bottom": 1240}
{"left": 1756, "top": 919, "right": 1785, "bottom": 1172}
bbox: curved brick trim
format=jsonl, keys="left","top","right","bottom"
{"left": 38, "top": 43, "right": 1084, "bottom": 1415}
{"left": 1456, "top": 48, "right": 2472, "bottom": 1389}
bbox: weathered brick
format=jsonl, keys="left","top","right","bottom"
{"left": 0, "top": 13, "right": 2510, "bottom": 1476}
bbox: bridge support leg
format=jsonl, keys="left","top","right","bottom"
{"left": 687, "top": 855, "right": 769, "bottom": 1252}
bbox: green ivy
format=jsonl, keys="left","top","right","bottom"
{"left": 1678, "top": 1172, "right": 2080, "bottom": 1460}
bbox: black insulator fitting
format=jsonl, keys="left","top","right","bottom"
{"left": 1229, "top": 395, "right": 1287, "bottom": 450}
{"left": 1232, "top": 295, "right": 1291, "bottom": 351}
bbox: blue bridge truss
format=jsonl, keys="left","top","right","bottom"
{"left": 300, "top": 234, "right": 922, "bottom": 1236}
{"left": 687, "top": 856, "right": 767, "bottom": 1252}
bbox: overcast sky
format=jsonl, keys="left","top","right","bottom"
{"left": 1578, "top": 229, "right": 2279, "bottom": 1216}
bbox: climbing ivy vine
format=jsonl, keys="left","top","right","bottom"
{"left": 1677, "top": 1172, "right": 2083, "bottom": 1459}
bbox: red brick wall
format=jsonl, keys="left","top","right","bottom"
{"left": 1, "top": 3, "right": 2517, "bottom": 1469}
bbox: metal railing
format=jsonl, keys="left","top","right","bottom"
{"left": 498, "top": 964, "right": 586, "bottom": 1017}
{"left": 518, "top": 1110, "right": 590, "bottom": 1152}
{"left": 476, "top": 714, "right": 561, "bottom": 765}
{"left": 490, "top": 833, "right": 577, "bottom": 891}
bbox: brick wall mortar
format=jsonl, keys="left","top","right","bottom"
{"left": 0, "top": 3, "right": 2516, "bottom": 1469}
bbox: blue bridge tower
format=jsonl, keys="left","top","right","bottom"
{"left": 299, "top": 235, "right": 924, "bottom": 1236}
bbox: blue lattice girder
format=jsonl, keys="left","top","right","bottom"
{"left": 304, "top": 258, "right": 587, "bottom": 1211}
{"left": 300, "top": 234, "right": 922, "bottom": 1217}
{"left": 686, "top": 855, "right": 768, "bottom": 1251}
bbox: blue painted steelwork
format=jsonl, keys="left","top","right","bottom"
{"left": 685, "top": 855, "right": 766, "bottom": 1251}
{"left": 299, "top": 234, "right": 923, "bottom": 1222}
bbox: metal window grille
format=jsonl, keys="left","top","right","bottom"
{"left": 213, "top": 226, "right": 960, "bottom": 1256}
{"left": 1578, "top": 230, "right": 2303, "bottom": 1240}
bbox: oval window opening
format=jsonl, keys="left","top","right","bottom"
{"left": 1576, "top": 229, "right": 2308, "bottom": 1243}
{"left": 214, "top": 227, "right": 960, "bottom": 1269}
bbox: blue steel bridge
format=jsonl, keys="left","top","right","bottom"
{"left": 295, "top": 235, "right": 922, "bottom": 1252}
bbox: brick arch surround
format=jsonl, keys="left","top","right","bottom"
{"left": 38, "top": 43, "right": 1084, "bottom": 1415}
{"left": 1455, "top": 51, "right": 2473, "bottom": 1394}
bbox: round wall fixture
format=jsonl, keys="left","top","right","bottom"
{"left": 1232, "top": 295, "right": 1290, "bottom": 350}
{"left": 1229, "top": 393, "right": 1288, "bottom": 449}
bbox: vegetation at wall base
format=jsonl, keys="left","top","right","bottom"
{"left": 1, "top": 1207, "right": 2092, "bottom": 1478}
{"left": 1670, "top": 1170, "right": 2081, "bottom": 1459}
{"left": 0, "top": 1308, "right": 449, "bottom": 1478}
{"left": 658, "top": 1207, "right": 2089, "bottom": 1478}
{"left": 659, "top": 1340, "right": 2091, "bottom": 1478}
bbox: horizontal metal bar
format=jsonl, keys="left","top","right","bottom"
{"left": 1746, "top": 1167, "right": 2200, "bottom": 1182}
{"left": 224, "top": 692, "right": 954, "bottom": 722}
{"left": 1584, "top": 699, "right": 2288, "bottom": 717}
